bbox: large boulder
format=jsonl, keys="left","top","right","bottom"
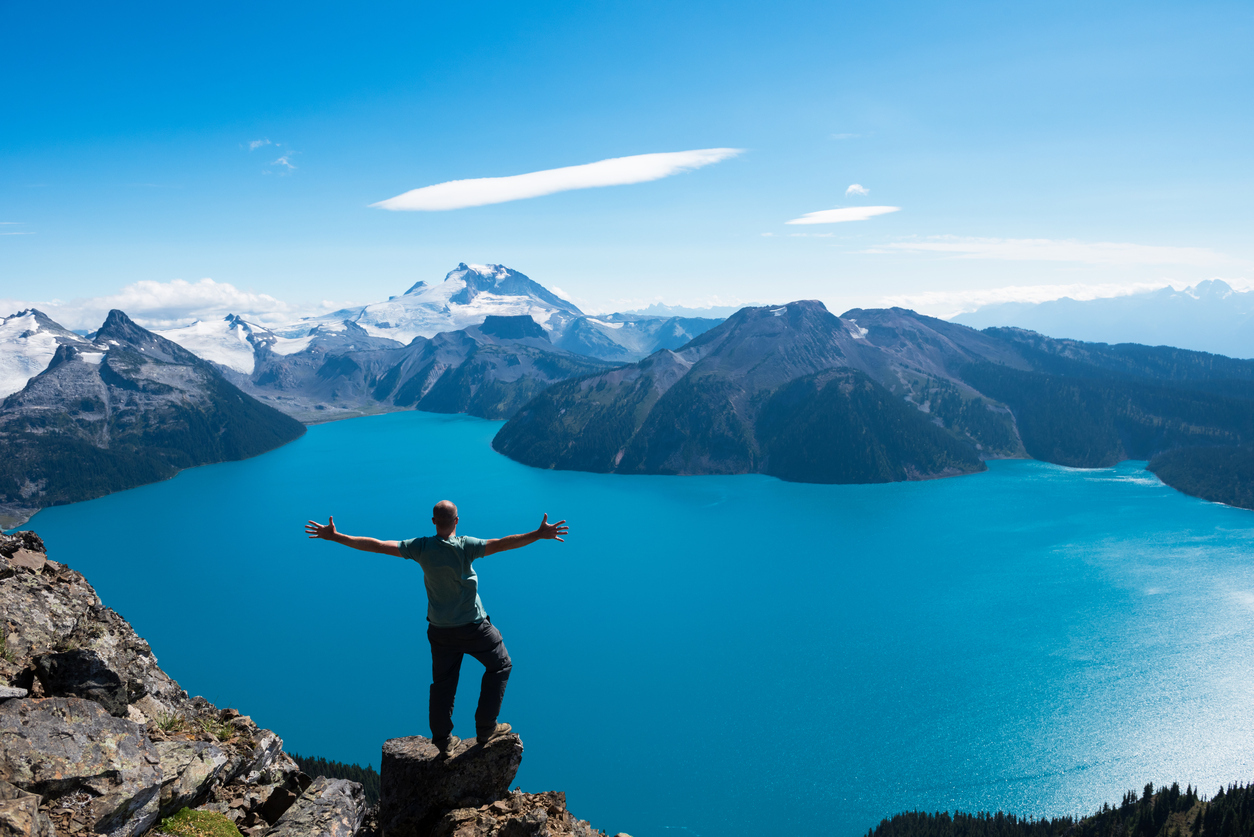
{"left": 0, "top": 697, "right": 162, "bottom": 836}
{"left": 0, "top": 780, "right": 56, "bottom": 837}
{"left": 33, "top": 649, "right": 129, "bottom": 717}
{"left": 380, "top": 735, "right": 524, "bottom": 837}
{"left": 431, "top": 790, "right": 611, "bottom": 837}
{"left": 265, "top": 777, "right": 366, "bottom": 837}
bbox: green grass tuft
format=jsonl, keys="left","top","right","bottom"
{"left": 154, "top": 808, "right": 242, "bottom": 837}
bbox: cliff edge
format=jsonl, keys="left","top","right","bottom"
{"left": 0, "top": 531, "right": 620, "bottom": 837}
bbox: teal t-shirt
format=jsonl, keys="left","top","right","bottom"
{"left": 397, "top": 535, "right": 489, "bottom": 627}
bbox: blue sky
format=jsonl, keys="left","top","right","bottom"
{"left": 3, "top": 0, "right": 1252, "bottom": 328}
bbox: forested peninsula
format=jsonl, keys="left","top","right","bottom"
{"left": 494, "top": 302, "right": 1254, "bottom": 509}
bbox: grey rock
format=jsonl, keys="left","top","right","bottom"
{"left": 6, "top": 550, "right": 45, "bottom": 574}
{"left": 155, "top": 740, "right": 230, "bottom": 816}
{"left": 430, "top": 790, "right": 608, "bottom": 837}
{"left": 0, "top": 547, "right": 189, "bottom": 714}
{"left": 265, "top": 777, "right": 366, "bottom": 837}
{"left": 0, "top": 688, "right": 27, "bottom": 702}
{"left": 34, "top": 650, "right": 129, "bottom": 717}
{"left": 0, "top": 697, "right": 162, "bottom": 837}
{"left": 380, "top": 734, "right": 523, "bottom": 837}
{"left": 0, "top": 780, "right": 56, "bottom": 837}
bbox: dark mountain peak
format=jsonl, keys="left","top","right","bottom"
{"left": 93, "top": 309, "right": 205, "bottom": 366}
{"left": 97, "top": 308, "right": 137, "bottom": 336}
{"left": 478, "top": 315, "right": 549, "bottom": 341}
{"left": 686, "top": 298, "right": 842, "bottom": 354}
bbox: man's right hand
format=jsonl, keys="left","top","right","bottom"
{"left": 536, "top": 513, "right": 569, "bottom": 542}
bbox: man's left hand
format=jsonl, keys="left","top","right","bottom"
{"left": 537, "top": 513, "right": 568, "bottom": 542}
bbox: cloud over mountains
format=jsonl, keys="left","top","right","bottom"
{"left": 373, "top": 148, "right": 743, "bottom": 211}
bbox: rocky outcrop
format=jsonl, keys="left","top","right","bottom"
{"left": 430, "top": 791, "right": 615, "bottom": 837}
{"left": 0, "top": 530, "right": 615, "bottom": 837}
{"left": 265, "top": 777, "right": 367, "bottom": 837}
{"left": 0, "top": 532, "right": 319, "bottom": 837}
{"left": 0, "top": 697, "right": 163, "bottom": 836}
{"left": 379, "top": 735, "right": 524, "bottom": 837}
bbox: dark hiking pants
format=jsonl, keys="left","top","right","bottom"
{"left": 427, "top": 618, "right": 512, "bottom": 744}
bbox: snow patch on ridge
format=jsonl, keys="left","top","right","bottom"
{"left": 0, "top": 310, "right": 91, "bottom": 397}
{"left": 157, "top": 316, "right": 258, "bottom": 374}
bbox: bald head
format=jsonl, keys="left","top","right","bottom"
{"left": 433, "top": 500, "right": 458, "bottom": 533}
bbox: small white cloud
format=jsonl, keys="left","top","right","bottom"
{"left": 374, "top": 148, "right": 743, "bottom": 211}
{"left": 271, "top": 155, "right": 296, "bottom": 170}
{"left": 871, "top": 235, "right": 1233, "bottom": 267}
{"left": 786, "top": 206, "right": 900, "bottom": 225}
{"left": 845, "top": 184, "right": 869, "bottom": 196}
{"left": 1, "top": 278, "right": 314, "bottom": 332}
{"left": 248, "top": 139, "right": 272, "bottom": 151}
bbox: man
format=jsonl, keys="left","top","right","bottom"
{"left": 304, "top": 500, "right": 567, "bottom": 756}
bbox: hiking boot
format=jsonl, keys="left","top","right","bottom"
{"left": 434, "top": 735, "right": 460, "bottom": 758}
{"left": 475, "top": 722, "right": 512, "bottom": 746}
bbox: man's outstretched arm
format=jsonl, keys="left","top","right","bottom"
{"left": 482, "top": 513, "right": 569, "bottom": 557}
{"left": 305, "top": 516, "right": 403, "bottom": 557}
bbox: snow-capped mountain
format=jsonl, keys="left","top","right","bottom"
{"left": 954, "top": 280, "right": 1254, "bottom": 358}
{"left": 154, "top": 314, "right": 268, "bottom": 374}
{"left": 290, "top": 263, "right": 585, "bottom": 345}
{"left": 156, "top": 263, "right": 722, "bottom": 370}
{"left": 0, "top": 310, "right": 93, "bottom": 398}
{"left": 152, "top": 314, "right": 369, "bottom": 374}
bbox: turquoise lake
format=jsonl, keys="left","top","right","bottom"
{"left": 21, "top": 410, "right": 1254, "bottom": 837}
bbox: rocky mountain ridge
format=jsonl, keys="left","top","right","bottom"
{"left": 494, "top": 300, "right": 1254, "bottom": 498}
{"left": 153, "top": 265, "right": 723, "bottom": 380}
{"left": 0, "top": 311, "right": 306, "bottom": 528}
{"left": 0, "top": 531, "right": 620, "bottom": 837}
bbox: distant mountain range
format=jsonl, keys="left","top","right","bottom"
{"left": 496, "top": 302, "right": 1254, "bottom": 502}
{"left": 7, "top": 265, "right": 1254, "bottom": 519}
{"left": 953, "top": 280, "right": 1254, "bottom": 359}
{"left": 149, "top": 264, "right": 722, "bottom": 376}
{"left": 0, "top": 310, "right": 305, "bottom": 527}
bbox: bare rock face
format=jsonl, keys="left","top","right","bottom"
{"left": 265, "top": 777, "right": 367, "bottom": 837}
{"left": 0, "top": 535, "right": 187, "bottom": 716}
{"left": 0, "top": 780, "right": 56, "bottom": 837}
{"left": 0, "top": 697, "right": 163, "bottom": 836}
{"left": 380, "top": 735, "right": 524, "bottom": 837}
{"left": 431, "top": 790, "right": 613, "bottom": 837}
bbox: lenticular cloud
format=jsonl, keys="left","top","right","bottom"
{"left": 373, "top": 148, "right": 743, "bottom": 211}
{"left": 786, "top": 206, "right": 900, "bottom": 225}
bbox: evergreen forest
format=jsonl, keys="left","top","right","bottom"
{"left": 869, "top": 783, "right": 1254, "bottom": 837}
{"left": 288, "top": 753, "right": 381, "bottom": 806}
